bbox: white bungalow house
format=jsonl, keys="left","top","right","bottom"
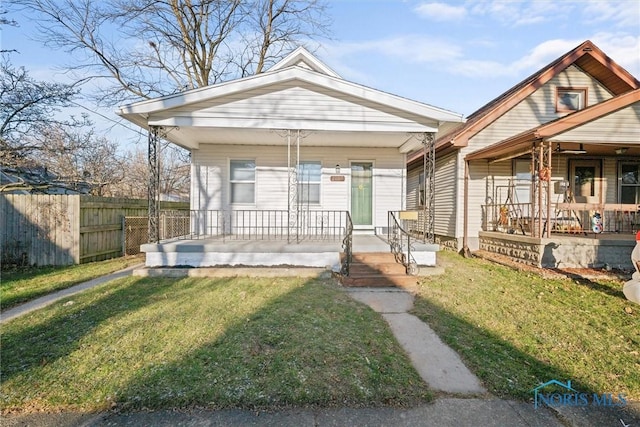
{"left": 406, "top": 40, "right": 640, "bottom": 269}
{"left": 118, "top": 47, "right": 464, "bottom": 270}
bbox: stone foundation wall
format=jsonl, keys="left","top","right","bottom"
{"left": 479, "top": 232, "right": 542, "bottom": 266}
{"left": 479, "top": 231, "right": 635, "bottom": 270}
{"left": 435, "top": 235, "right": 459, "bottom": 251}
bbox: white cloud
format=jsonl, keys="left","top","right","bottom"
{"left": 445, "top": 39, "right": 582, "bottom": 78}
{"left": 469, "top": 0, "right": 571, "bottom": 27}
{"left": 508, "top": 39, "right": 583, "bottom": 73}
{"left": 467, "top": 0, "right": 638, "bottom": 29}
{"left": 446, "top": 35, "right": 640, "bottom": 80}
{"left": 590, "top": 33, "right": 640, "bottom": 78}
{"left": 414, "top": 2, "right": 467, "bottom": 21}
{"left": 581, "top": 0, "right": 640, "bottom": 29}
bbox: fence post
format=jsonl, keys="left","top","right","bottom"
{"left": 121, "top": 215, "right": 126, "bottom": 256}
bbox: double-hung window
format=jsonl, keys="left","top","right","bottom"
{"left": 230, "top": 160, "right": 255, "bottom": 204}
{"left": 297, "top": 161, "right": 321, "bottom": 204}
{"left": 620, "top": 162, "right": 640, "bottom": 204}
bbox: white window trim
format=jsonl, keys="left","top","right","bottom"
{"left": 229, "top": 159, "right": 256, "bottom": 205}
{"left": 297, "top": 161, "right": 322, "bottom": 205}
{"left": 556, "top": 87, "right": 587, "bottom": 113}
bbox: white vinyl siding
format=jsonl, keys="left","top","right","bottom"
{"left": 153, "top": 82, "right": 437, "bottom": 129}
{"left": 191, "top": 144, "right": 403, "bottom": 229}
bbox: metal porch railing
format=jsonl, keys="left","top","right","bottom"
{"left": 388, "top": 211, "right": 418, "bottom": 275}
{"left": 186, "top": 209, "right": 351, "bottom": 241}
{"left": 341, "top": 212, "right": 353, "bottom": 276}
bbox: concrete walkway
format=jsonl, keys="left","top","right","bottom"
{"left": 0, "top": 263, "right": 143, "bottom": 324}
{"left": 344, "top": 287, "right": 640, "bottom": 426}
{"left": 347, "top": 287, "right": 485, "bottom": 395}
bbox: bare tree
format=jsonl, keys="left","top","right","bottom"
{"left": 10, "top": 0, "right": 331, "bottom": 105}
{"left": 0, "top": 57, "right": 90, "bottom": 166}
{"left": 36, "top": 125, "right": 126, "bottom": 196}
{"left": 114, "top": 147, "right": 190, "bottom": 200}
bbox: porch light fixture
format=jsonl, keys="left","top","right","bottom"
{"left": 335, "top": 164, "right": 340, "bottom": 174}
{"left": 615, "top": 147, "right": 629, "bottom": 155}
{"left": 556, "top": 143, "right": 587, "bottom": 155}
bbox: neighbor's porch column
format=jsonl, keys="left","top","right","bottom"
{"left": 531, "top": 139, "right": 552, "bottom": 238}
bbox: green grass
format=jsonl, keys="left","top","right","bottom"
{"left": 0, "top": 255, "right": 143, "bottom": 311}
{"left": 412, "top": 250, "right": 640, "bottom": 402}
{"left": 1, "top": 276, "right": 430, "bottom": 413}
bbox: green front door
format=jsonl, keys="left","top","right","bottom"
{"left": 351, "top": 162, "right": 373, "bottom": 225}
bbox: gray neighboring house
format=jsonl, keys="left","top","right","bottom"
{"left": 405, "top": 40, "right": 640, "bottom": 269}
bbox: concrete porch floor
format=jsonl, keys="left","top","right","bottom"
{"left": 139, "top": 234, "right": 394, "bottom": 269}
{"left": 142, "top": 233, "right": 391, "bottom": 254}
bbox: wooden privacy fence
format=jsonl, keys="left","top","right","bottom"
{"left": 0, "top": 195, "right": 188, "bottom": 267}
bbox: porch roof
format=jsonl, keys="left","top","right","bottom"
{"left": 465, "top": 89, "right": 640, "bottom": 162}
{"left": 117, "top": 47, "right": 465, "bottom": 151}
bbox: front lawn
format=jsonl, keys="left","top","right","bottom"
{"left": 1, "top": 255, "right": 143, "bottom": 311}
{"left": 1, "top": 276, "right": 430, "bottom": 413}
{"left": 412, "top": 250, "right": 639, "bottom": 402}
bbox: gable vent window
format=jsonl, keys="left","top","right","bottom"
{"left": 556, "top": 87, "right": 587, "bottom": 113}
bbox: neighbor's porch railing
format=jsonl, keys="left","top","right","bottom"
{"left": 186, "top": 209, "right": 351, "bottom": 242}
{"left": 482, "top": 202, "right": 640, "bottom": 235}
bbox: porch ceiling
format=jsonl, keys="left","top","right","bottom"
{"left": 467, "top": 141, "right": 640, "bottom": 162}
{"left": 155, "top": 126, "right": 430, "bottom": 151}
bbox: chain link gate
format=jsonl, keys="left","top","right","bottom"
{"left": 123, "top": 211, "right": 190, "bottom": 255}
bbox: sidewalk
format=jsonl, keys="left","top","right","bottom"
{"left": 0, "top": 263, "right": 143, "bottom": 324}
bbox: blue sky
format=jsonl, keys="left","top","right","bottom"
{"left": 3, "top": 0, "right": 640, "bottom": 147}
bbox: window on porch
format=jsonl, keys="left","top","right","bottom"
{"left": 230, "top": 160, "right": 256, "bottom": 204}
{"left": 297, "top": 161, "right": 321, "bottom": 204}
{"left": 620, "top": 162, "right": 640, "bottom": 204}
